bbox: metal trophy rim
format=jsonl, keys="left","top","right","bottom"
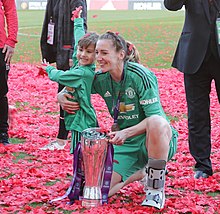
{"left": 81, "top": 127, "right": 107, "bottom": 140}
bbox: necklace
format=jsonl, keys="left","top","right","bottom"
{"left": 110, "top": 68, "right": 125, "bottom": 132}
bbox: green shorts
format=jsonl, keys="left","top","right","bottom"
{"left": 113, "top": 126, "right": 178, "bottom": 181}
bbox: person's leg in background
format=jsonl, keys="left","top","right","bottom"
{"left": 0, "top": 50, "right": 10, "bottom": 145}
{"left": 50, "top": 55, "right": 70, "bottom": 149}
{"left": 40, "top": 56, "right": 70, "bottom": 151}
{"left": 40, "top": 83, "right": 69, "bottom": 150}
{"left": 184, "top": 59, "right": 213, "bottom": 178}
{"left": 56, "top": 83, "right": 69, "bottom": 141}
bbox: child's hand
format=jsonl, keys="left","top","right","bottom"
{"left": 69, "top": 59, "right": 73, "bottom": 67}
{"left": 71, "top": 6, "right": 82, "bottom": 21}
{"left": 41, "top": 58, "right": 49, "bottom": 70}
{"left": 37, "top": 59, "right": 49, "bottom": 77}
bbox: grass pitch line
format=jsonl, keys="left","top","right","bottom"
{"left": 18, "top": 26, "right": 41, "bottom": 38}
{"left": 18, "top": 27, "right": 177, "bottom": 45}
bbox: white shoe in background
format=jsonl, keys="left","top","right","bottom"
{"left": 40, "top": 139, "right": 67, "bottom": 151}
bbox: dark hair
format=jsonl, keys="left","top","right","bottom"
{"left": 98, "top": 31, "right": 140, "bottom": 62}
{"left": 78, "top": 32, "right": 99, "bottom": 49}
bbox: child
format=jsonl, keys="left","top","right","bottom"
{"left": 41, "top": 6, "right": 99, "bottom": 153}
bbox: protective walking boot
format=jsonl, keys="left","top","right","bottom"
{"left": 141, "top": 158, "right": 166, "bottom": 210}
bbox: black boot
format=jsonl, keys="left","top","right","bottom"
{"left": 0, "top": 132, "right": 10, "bottom": 145}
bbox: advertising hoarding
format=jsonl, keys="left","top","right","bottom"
{"left": 16, "top": 0, "right": 47, "bottom": 10}
{"left": 89, "top": 0, "right": 128, "bottom": 10}
{"left": 128, "top": 0, "right": 165, "bottom": 10}
{"left": 15, "top": 0, "right": 165, "bottom": 10}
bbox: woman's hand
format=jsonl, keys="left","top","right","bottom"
{"left": 108, "top": 130, "right": 127, "bottom": 146}
{"left": 57, "top": 90, "right": 80, "bottom": 114}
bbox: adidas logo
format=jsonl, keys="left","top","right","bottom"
{"left": 104, "top": 91, "right": 111, "bottom": 97}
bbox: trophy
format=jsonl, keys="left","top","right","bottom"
{"left": 81, "top": 128, "right": 108, "bottom": 208}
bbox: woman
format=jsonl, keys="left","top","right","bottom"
{"left": 58, "top": 31, "right": 178, "bottom": 210}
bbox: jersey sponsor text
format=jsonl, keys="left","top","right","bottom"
{"left": 139, "top": 97, "right": 158, "bottom": 105}
{"left": 118, "top": 114, "right": 139, "bottom": 120}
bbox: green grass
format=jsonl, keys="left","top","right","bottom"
{"left": 45, "top": 179, "right": 61, "bottom": 186}
{"left": 28, "top": 202, "right": 45, "bottom": 208}
{"left": 9, "top": 138, "right": 26, "bottom": 144}
{"left": 0, "top": 172, "right": 15, "bottom": 180}
{"left": 12, "top": 152, "right": 36, "bottom": 163}
{"left": 15, "top": 10, "right": 184, "bottom": 68}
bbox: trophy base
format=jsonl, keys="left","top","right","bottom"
{"left": 82, "top": 199, "right": 102, "bottom": 208}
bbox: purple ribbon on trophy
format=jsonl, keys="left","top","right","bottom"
{"left": 50, "top": 128, "right": 114, "bottom": 208}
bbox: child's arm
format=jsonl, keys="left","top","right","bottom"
{"left": 71, "top": 7, "right": 85, "bottom": 67}
{"left": 39, "top": 57, "right": 83, "bottom": 88}
{"left": 46, "top": 65, "right": 82, "bottom": 89}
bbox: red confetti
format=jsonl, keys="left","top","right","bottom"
{"left": 0, "top": 63, "right": 219, "bottom": 213}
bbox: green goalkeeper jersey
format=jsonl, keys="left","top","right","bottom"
{"left": 93, "top": 61, "right": 169, "bottom": 129}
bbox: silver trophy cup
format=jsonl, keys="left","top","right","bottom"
{"left": 81, "top": 128, "right": 108, "bottom": 208}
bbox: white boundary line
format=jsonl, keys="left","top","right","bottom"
{"left": 17, "top": 26, "right": 177, "bottom": 45}
{"left": 18, "top": 26, "right": 41, "bottom": 37}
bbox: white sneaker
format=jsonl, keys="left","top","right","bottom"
{"left": 40, "top": 140, "right": 67, "bottom": 151}
{"left": 142, "top": 188, "right": 165, "bottom": 210}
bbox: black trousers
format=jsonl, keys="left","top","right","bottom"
{"left": 184, "top": 54, "right": 220, "bottom": 176}
{"left": 56, "top": 62, "right": 70, "bottom": 140}
{"left": 0, "top": 49, "right": 9, "bottom": 133}
{"left": 57, "top": 83, "right": 69, "bottom": 139}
